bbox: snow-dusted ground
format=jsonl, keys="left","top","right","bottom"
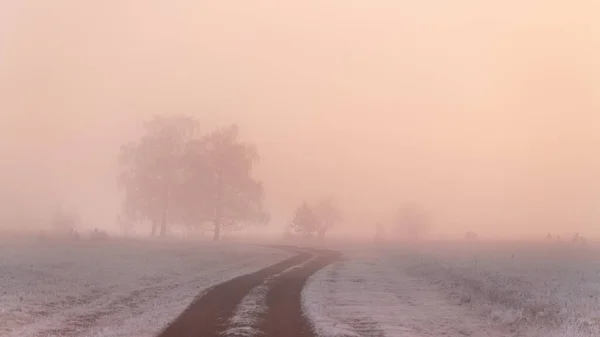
{"left": 303, "top": 243, "right": 600, "bottom": 337}
{"left": 0, "top": 238, "right": 291, "bottom": 337}
{"left": 223, "top": 255, "right": 317, "bottom": 337}
{"left": 409, "top": 242, "right": 600, "bottom": 337}
{"left": 303, "top": 246, "right": 513, "bottom": 337}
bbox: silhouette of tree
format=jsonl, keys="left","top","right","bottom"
{"left": 291, "top": 202, "right": 319, "bottom": 239}
{"left": 572, "top": 232, "right": 586, "bottom": 245}
{"left": 118, "top": 114, "right": 198, "bottom": 236}
{"left": 313, "top": 197, "right": 342, "bottom": 239}
{"left": 180, "top": 124, "right": 268, "bottom": 241}
{"left": 118, "top": 116, "right": 266, "bottom": 240}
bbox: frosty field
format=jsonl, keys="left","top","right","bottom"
{"left": 409, "top": 242, "right": 600, "bottom": 337}
{"left": 3, "top": 238, "right": 599, "bottom": 337}
{"left": 302, "top": 242, "right": 600, "bottom": 337}
{"left": 0, "top": 238, "right": 291, "bottom": 337}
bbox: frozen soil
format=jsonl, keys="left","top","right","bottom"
{"left": 7, "top": 238, "right": 591, "bottom": 337}
{"left": 0, "top": 238, "right": 293, "bottom": 337}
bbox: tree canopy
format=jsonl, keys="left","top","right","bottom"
{"left": 290, "top": 202, "right": 320, "bottom": 239}
{"left": 117, "top": 115, "right": 267, "bottom": 240}
{"left": 290, "top": 198, "right": 342, "bottom": 239}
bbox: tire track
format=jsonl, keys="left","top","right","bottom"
{"left": 258, "top": 250, "right": 340, "bottom": 337}
{"left": 157, "top": 250, "right": 313, "bottom": 337}
{"left": 222, "top": 255, "right": 320, "bottom": 337}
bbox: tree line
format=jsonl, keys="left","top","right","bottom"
{"left": 288, "top": 200, "right": 430, "bottom": 241}
{"left": 117, "top": 114, "right": 431, "bottom": 242}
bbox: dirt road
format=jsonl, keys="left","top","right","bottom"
{"left": 157, "top": 245, "right": 339, "bottom": 337}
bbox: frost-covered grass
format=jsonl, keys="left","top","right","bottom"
{"left": 303, "top": 246, "right": 510, "bottom": 337}
{"left": 0, "top": 237, "right": 291, "bottom": 337}
{"left": 303, "top": 242, "right": 600, "bottom": 337}
{"left": 408, "top": 241, "right": 600, "bottom": 337}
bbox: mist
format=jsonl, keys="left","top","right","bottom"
{"left": 1, "top": 0, "right": 600, "bottom": 239}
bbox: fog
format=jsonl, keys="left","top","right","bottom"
{"left": 1, "top": 1, "right": 600, "bottom": 239}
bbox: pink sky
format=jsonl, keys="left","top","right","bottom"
{"left": 1, "top": 1, "right": 600, "bottom": 238}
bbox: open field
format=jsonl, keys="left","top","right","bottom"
{"left": 303, "top": 242, "right": 600, "bottom": 337}
{"left": 0, "top": 238, "right": 292, "bottom": 337}
{"left": 2, "top": 238, "right": 598, "bottom": 337}
{"left": 409, "top": 242, "right": 600, "bottom": 337}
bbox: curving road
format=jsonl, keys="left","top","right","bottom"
{"left": 157, "top": 245, "right": 340, "bottom": 337}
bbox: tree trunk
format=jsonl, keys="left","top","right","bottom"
{"left": 213, "top": 220, "right": 221, "bottom": 241}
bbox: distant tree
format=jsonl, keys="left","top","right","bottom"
{"left": 393, "top": 204, "right": 430, "bottom": 241}
{"left": 465, "top": 231, "right": 478, "bottom": 240}
{"left": 118, "top": 117, "right": 267, "bottom": 240}
{"left": 545, "top": 232, "right": 553, "bottom": 240}
{"left": 118, "top": 114, "right": 198, "bottom": 237}
{"left": 313, "top": 197, "right": 342, "bottom": 239}
{"left": 181, "top": 125, "right": 268, "bottom": 241}
{"left": 291, "top": 202, "right": 319, "bottom": 239}
{"left": 572, "top": 232, "right": 586, "bottom": 245}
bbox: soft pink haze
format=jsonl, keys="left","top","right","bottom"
{"left": 1, "top": 1, "right": 600, "bottom": 239}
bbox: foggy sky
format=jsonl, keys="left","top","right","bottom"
{"left": 1, "top": 1, "right": 600, "bottom": 238}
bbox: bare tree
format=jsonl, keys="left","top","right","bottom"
{"left": 572, "top": 232, "right": 586, "bottom": 245}
{"left": 118, "top": 114, "right": 198, "bottom": 237}
{"left": 118, "top": 117, "right": 266, "bottom": 241}
{"left": 181, "top": 124, "right": 268, "bottom": 241}
{"left": 290, "top": 202, "right": 319, "bottom": 239}
{"left": 313, "top": 197, "right": 342, "bottom": 239}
